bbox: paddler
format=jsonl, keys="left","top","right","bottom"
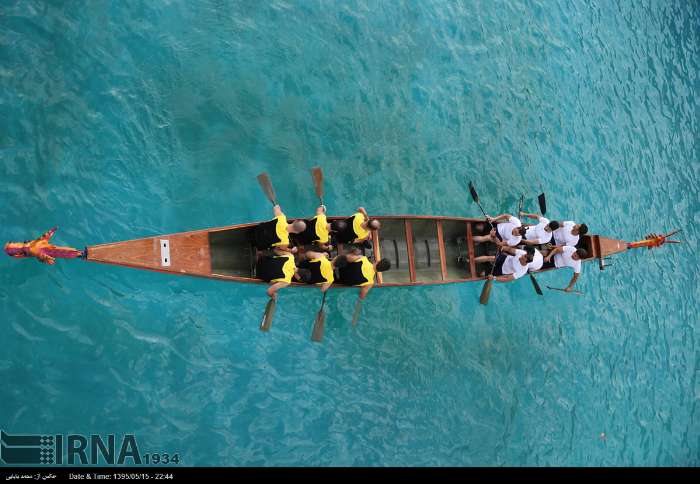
{"left": 337, "top": 250, "right": 391, "bottom": 299}
{"left": 472, "top": 246, "right": 534, "bottom": 282}
{"left": 4, "top": 227, "right": 83, "bottom": 265}
{"left": 298, "top": 250, "right": 348, "bottom": 292}
{"left": 253, "top": 204, "right": 307, "bottom": 252}
{"left": 295, "top": 204, "right": 347, "bottom": 251}
{"left": 553, "top": 220, "right": 588, "bottom": 247}
{"left": 256, "top": 248, "right": 312, "bottom": 299}
{"left": 518, "top": 211, "right": 560, "bottom": 246}
{"left": 473, "top": 213, "right": 524, "bottom": 248}
{"left": 334, "top": 207, "right": 380, "bottom": 249}
{"left": 543, "top": 246, "right": 588, "bottom": 292}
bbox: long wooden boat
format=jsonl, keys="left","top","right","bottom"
{"left": 85, "top": 215, "right": 675, "bottom": 287}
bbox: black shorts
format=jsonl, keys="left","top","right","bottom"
{"left": 492, "top": 253, "right": 508, "bottom": 276}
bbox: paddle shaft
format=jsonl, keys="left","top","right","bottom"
{"left": 546, "top": 285, "right": 583, "bottom": 296}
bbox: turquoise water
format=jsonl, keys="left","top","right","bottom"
{"left": 1, "top": 0, "right": 698, "bottom": 466}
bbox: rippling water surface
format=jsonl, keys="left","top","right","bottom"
{"left": 1, "top": 0, "right": 698, "bottom": 466}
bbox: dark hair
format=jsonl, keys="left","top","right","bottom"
{"left": 578, "top": 224, "right": 588, "bottom": 235}
{"left": 368, "top": 219, "right": 380, "bottom": 230}
{"left": 524, "top": 246, "right": 535, "bottom": 262}
{"left": 548, "top": 220, "right": 560, "bottom": 231}
{"left": 296, "top": 268, "right": 312, "bottom": 283}
{"left": 333, "top": 255, "right": 349, "bottom": 270}
{"left": 376, "top": 258, "right": 391, "bottom": 272}
{"left": 575, "top": 248, "right": 588, "bottom": 259}
{"left": 517, "top": 226, "right": 527, "bottom": 237}
{"left": 331, "top": 220, "right": 347, "bottom": 233}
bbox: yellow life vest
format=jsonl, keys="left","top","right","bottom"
{"left": 272, "top": 215, "right": 290, "bottom": 247}
{"left": 313, "top": 214, "right": 330, "bottom": 244}
{"left": 271, "top": 254, "right": 296, "bottom": 283}
{"left": 351, "top": 212, "right": 369, "bottom": 242}
{"left": 308, "top": 256, "right": 334, "bottom": 284}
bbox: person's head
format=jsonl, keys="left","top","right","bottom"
{"left": 4, "top": 242, "right": 28, "bottom": 258}
{"left": 368, "top": 219, "right": 381, "bottom": 230}
{"left": 289, "top": 220, "right": 307, "bottom": 234}
{"left": 575, "top": 223, "right": 588, "bottom": 236}
{"left": 572, "top": 248, "right": 588, "bottom": 261}
{"left": 333, "top": 255, "right": 349, "bottom": 270}
{"left": 330, "top": 220, "right": 347, "bottom": 233}
{"left": 517, "top": 226, "right": 527, "bottom": 237}
{"left": 295, "top": 267, "right": 312, "bottom": 283}
{"left": 519, "top": 247, "right": 535, "bottom": 266}
{"left": 375, "top": 258, "right": 391, "bottom": 272}
{"left": 546, "top": 220, "right": 560, "bottom": 232}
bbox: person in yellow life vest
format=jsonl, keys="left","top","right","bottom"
{"left": 298, "top": 250, "right": 349, "bottom": 292}
{"left": 334, "top": 207, "right": 381, "bottom": 249}
{"left": 337, "top": 252, "right": 391, "bottom": 299}
{"left": 253, "top": 204, "right": 306, "bottom": 252}
{"left": 4, "top": 227, "right": 84, "bottom": 264}
{"left": 295, "top": 204, "right": 347, "bottom": 251}
{"left": 256, "top": 247, "right": 312, "bottom": 299}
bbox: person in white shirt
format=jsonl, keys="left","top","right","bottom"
{"left": 543, "top": 245, "right": 588, "bottom": 291}
{"left": 473, "top": 213, "right": 525, "bottom": 247}
{"left": 553, "top": 221, "right": 588, "bottom": 247}
{"left": 472, "top": 246, "right": 534, "bottom": 282}
{"left": 527, "top": 248, "right": 543, "bottom": 273}
{"left": 518, "top": 212, "right": 560, "bottom": 246}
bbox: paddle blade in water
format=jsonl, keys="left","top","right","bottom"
{"left": 479, "top": 278, "right": 494, "bottom": 305}
{"left": 311, "top": 310, "right": 326, "bottom": 342}
{"left": 538, "top": 192, "right": 546, "bottom": 215}
{"left": 311, "top": 167, "right": 324, "bottom": 202}
{"left": 468, "top": 181, "right": 479, "bottom": 204}
{"left": 260, "top": 298, "right": 276, "bottom": 332}
{"left": 257, "top": 173, "right": 277, "bottom": 206}
{"left": 351, "top": 299, "right": 363, "bottom": 327}
{"left": 530, "top": 273, "right": 543, "bottom": 296}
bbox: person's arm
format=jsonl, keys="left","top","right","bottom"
{"left": 359, "top": 284, "right": 372, "bottom": 299}
{"left": 518, "top": 211, "right": 540, "bottom": 220}
{"left": 267, "top": 281, "right": 289, "bottom": 299}
{"left": 488, "top": 274, "right": 514, "bottom": 283}
{"left": 316, "top": 205, "right": 326, "bottom": 215}
{"left": 565, "top": 272, "right": 580, "bottom": 292}
{"left": 500, "top": 245, "right": 518, "bottom": 256}
{"left": 486, "top": 213, "right": 512, "bottom": 224}
{"left": 321, "top": 282, "right": 332, "bottom": 292}
{"left": 357, "top": 207, "right": 369, "bottom": 221}
{"left": 345, "top": 252, "right": 362, "bottom": 262}
{"left": 273, "top": 204, "right": 283, "bottom": 217}
{"left": 521, "top": 238, "right": 539, "bottom": 246}
{"left": 544, "top": 246, "right": 563, "bottom": 262}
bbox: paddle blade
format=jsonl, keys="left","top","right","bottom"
{"left": 538, "top": 192, "right": 546, "bottom": 215}
{"left": 530, "top": 273, "right": 543, "bottom": 296}
{"left": 517, "top": 195, "right": 524, "bottom": 215}
{"left": 311, "top": 310, "right": 326, "bottom": 342}
{"left": 468, "top": 181, "right": 479, "bottom": 204}
{"left": 351, "top": 298, "right": 363, "bottom": 327}
{"left": 479, "top": 278, "right": 494, "bottom": 305}
{"left": 260, "top": 298, "right": 276, "bottom": 332}
{"left": 311, "top": 167, "right": 324, "bottom": 203}
{"left": 257, "top": 173, "right": 277, "bottom": 205}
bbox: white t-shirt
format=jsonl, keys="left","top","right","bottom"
{"left": 501, "top": 249, "right": 528, "bottom": 280}
{"left": 524, "top": 217, "right": 553, "bottom": 244}
{"left": 496, "top": 216, "right": 522, "bottom": 247}
{"left": 528, "top": 248, "right": 543, "bottom": 272}
{"left": 553, "top": 245, "right": 582, "bottom": 273}
{"left": 553, "top": 221, "right": 579, "bottom": 247}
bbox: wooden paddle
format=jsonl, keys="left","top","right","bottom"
{"left": 530, "top": 273, "right": 543, "bottom": 295}
{"left": 546, "top": 285, "right": 583, "bottom": 296}
{"left": 351, "top": 298, "right": 363, "bottom": 326}
{"left": 257, "top": 172, "right": 279, "bottom": 331}
{"left": 310, "top": 291, "right": 328, "bottom": 342}
{"left": 260, "top": 297, "right": 276, "bottom": 331}
{"left": 538, "top": 187, "right": 546, "bottom": 216}
{"left": 469, "top": 180, "right": 498, "bottom": 305}
{"left": 257, "top": 172, "right": 278, "bottom": 206}
{"left": 312, "top": 167, "right": 324, "bottom": 205}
